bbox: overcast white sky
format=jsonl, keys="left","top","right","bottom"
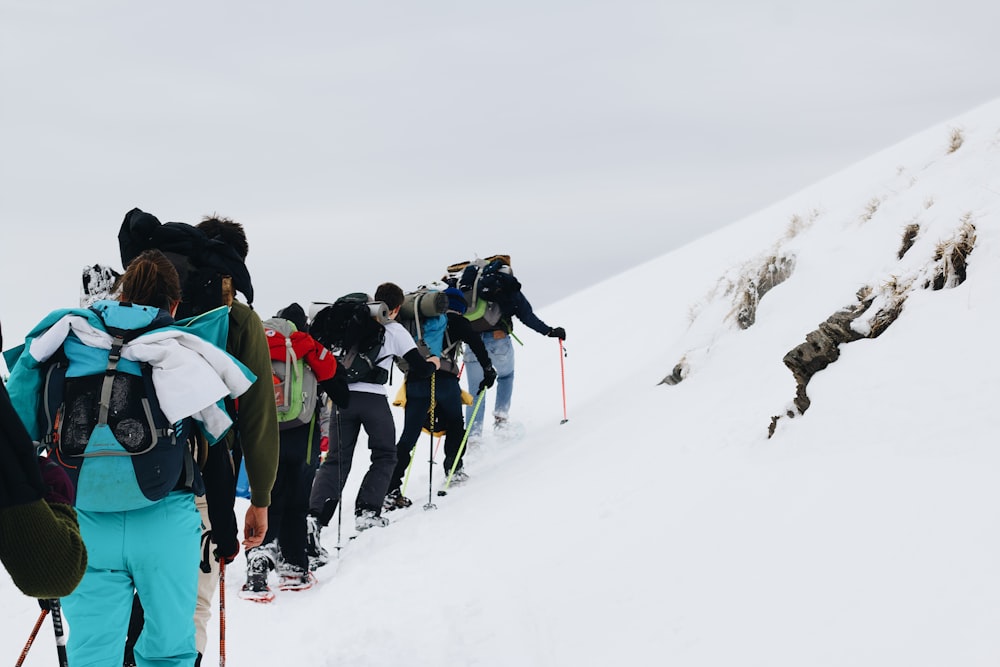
{"left": 2, "top": 0, "right": 999, "bottom": 340}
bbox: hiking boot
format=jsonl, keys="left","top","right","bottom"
{"left": 305, "top": 515, "right": 329, "bottom": 569}
{"left": 383, "top": 488, "right": 413, "bottom": 512}
{"left": 493, "top": 414, "right": 508, "bottom": 430}
{"left": 449, "top": 469, "right": 470, "bottom": 485}
{"left": 275, "top": 552, "right": 307, "bottom": 579}
{"left": 242, "top": 548, "right": 273, "bottom": 594}
{"left": 355, "top": 509, "right": 390, "bottom": 531}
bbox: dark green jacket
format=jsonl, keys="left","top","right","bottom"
{"left": 226, "top": 301, "right": 279, "bottom": 507}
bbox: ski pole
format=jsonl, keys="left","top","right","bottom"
{"left": 16, "top": 607, "right": 49, "bottom": 667}
{"left": 559, "top": 339, "right": 568, "bottom": 424}
{"left": 335, "top": 407, "right": 344, "bottom": 553}
{"left": 399, "top": 442, "right": 417, "bottom": 497}
{"left": 423, "top": 373, "right": 437, "bottom": 510}
{"left": 219, "top": 559, "right": 227, "bottom": 667}
{"left": 50, "top": 598, "right": 69, "bottom": 667}
{"left": 439, "top": 389, "right": 486, "bottom": 496}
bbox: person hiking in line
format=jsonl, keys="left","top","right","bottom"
{"left": 385, "top": 287, "right": 496, "bottom": 508}
{"left": 189, "top": 215, "right": 280, "bottom": 657}
{"left": 1, "top": 322, "right": 87, "bottom": 600}
{"left": 4, "top": 249, "right": 255, "bottom": 667}
{"left": 118, "top": 210, "right": 280, "bottom": 666}
{"left": 457, "top": 261, "right": 565, "bottom": 439}
{"left": 241, "top": 303, "right": 350, "bottom": 598}
{"left": 308, "top": 282, "right": 439, "bottom": 550}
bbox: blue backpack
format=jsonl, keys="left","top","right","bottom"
{"left": 398, "top": 287, "right": 462, "bottom": 375}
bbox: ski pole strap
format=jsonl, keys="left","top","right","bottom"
{"left": 444, "top": 389, "right": 486, "bottom": 490}
{"left": 199, "top": 529, "right": 214, "bottom": 573}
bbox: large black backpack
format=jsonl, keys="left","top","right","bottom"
{"left": 451, "top": 256, "right": 521, "bottom": 332}
{"left": 117, "top": 207, "right": 253, "bottom": 318}
{"left": 310, "top": 294, "right": 391, "bottom": 384}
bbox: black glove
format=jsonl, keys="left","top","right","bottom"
{"left": 547, "top": 326, "right": 566, "bottom": 340}
{"left": 321, "top": 375, "right": 351, "bottom": 409}
{"left": 478, "top": 365, "right": 497, "bottom": 394}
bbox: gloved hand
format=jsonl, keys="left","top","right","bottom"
{"left": 478, "top": 365, "right": 497, "bottom": 394}
{"left": 547, "top": 326, "right": 566, "bottom": 340}
{"left": 212, "top": 528, "right": 240, "bottom": 565}
{"left": 38, "top": 457, "right": 75, "bottom": 506}
{"left": 322, "top": 375, "right": 351, "bottom": 409}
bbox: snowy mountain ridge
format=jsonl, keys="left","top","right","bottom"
{"left": 3, "top": 99, "right": 1000, "bottom": 666}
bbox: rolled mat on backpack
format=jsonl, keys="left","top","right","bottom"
{"left": 399, "top": 291, "right": 448, "bottom": 320}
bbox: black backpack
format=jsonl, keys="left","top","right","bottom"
{"left": 117, "top": 208, "right": 253, "bottom": 318}
{"left": 310, "top": 294, "right": 391, "bottom": 384}
{"left": 459, "top": 257, "right": 521, "bottom": 305}
{"left": 451, "top": 257, "right": 521, "bottom": 332}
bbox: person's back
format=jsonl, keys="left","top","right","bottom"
{"left": 308, "top": 283, "right": 437, "bottom": 543}
{"left": 192, "top": 216, "right": 279, "bottom": 651}
{"left": 5, "top": 249, "right": 254, "bottom": 667}
{"left": 455, "top": 259, "right": 565, "bottom": 438}
{"left": 241, "top": 303, "right": 347, "bottom": 599}
{"left": 386, "top": 287, "right": 495, "bottom": 507}
{"left": 117, "top": 210, "right": 279, "bottom": 664}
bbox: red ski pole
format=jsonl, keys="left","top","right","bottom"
{"left": 16, "top": 607, "right": 49, "bottom": 667}
{"left": 559, "top": 339, "right": 568, "bottom": 424}
{"left": 219, "top": 559, "right": 227, "bottom": 667}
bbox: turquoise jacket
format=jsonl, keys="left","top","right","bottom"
{"left": 3, "top": 302, "right": 255, "bottom": 512}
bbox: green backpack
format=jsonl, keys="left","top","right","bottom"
{"left": 263, "top": 317, "right": 319, "bottom": 430}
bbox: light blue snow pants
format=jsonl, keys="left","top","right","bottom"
{"left": 463, "top": 332, "right": 515, "bottom": 436}
{"left": 63, "top": 491, "right": 202, "bottom": 667}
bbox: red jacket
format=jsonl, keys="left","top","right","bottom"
{"left": 265, "top": 330, "right": 337, "bottom": 382}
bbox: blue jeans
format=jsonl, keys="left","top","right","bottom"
{"left": 463, "top": 333, "right": 515, "bottom": 436}
{"left": 63, "top": 491, "right": 201, "bottom": 667}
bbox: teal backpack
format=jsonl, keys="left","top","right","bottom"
{"left": 6, "top": 302, "right": 237, "bottom": 513}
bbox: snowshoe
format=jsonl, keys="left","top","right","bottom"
{"left": 239, "top": 548, "right": 275, "bottom": 603}
{"left": 238, "top": 573, "right": 275, "bottom": 603}
{"left": 355, "top": 509, "right": 390, "bottom": 531}
{"left": 445, "top": 469, "right": 470, "bottom": 487}
{"left": 383, "top": 488, "right": 413, "bottom": 512}
{"left": 278, "top": 569, "right": 316, "bottom": 592}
